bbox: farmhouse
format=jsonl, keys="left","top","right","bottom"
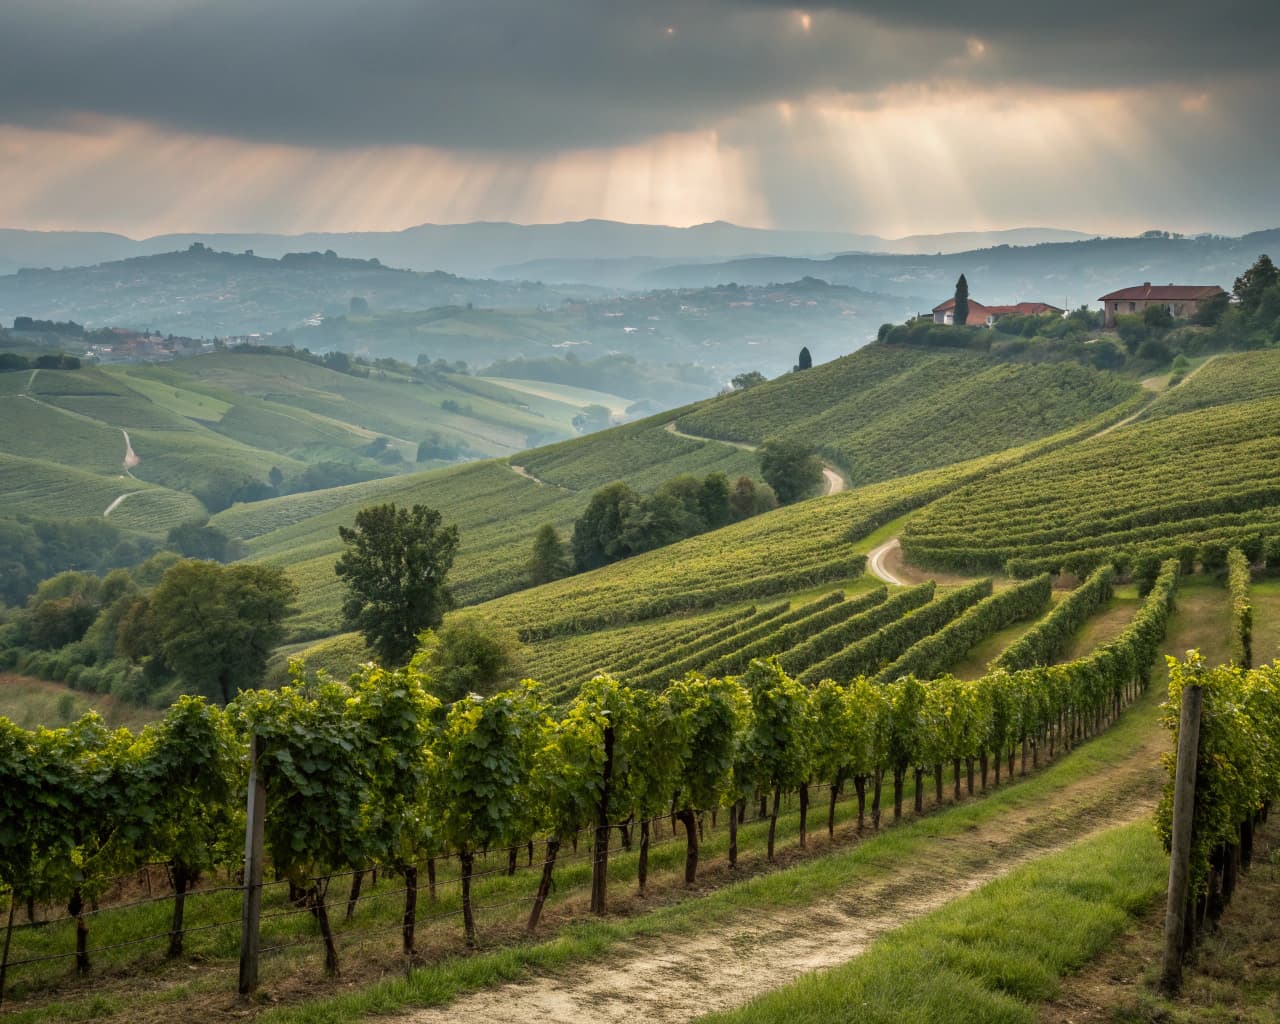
{"left": 931, "top": 298, "right": 1063, "bottom": 326}
{"left": 1097, "top": 282, "right": 1226, "bottom": 328}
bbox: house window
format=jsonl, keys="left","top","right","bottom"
{"left": 1129, "top": 302, "right": 1136, "bottom": 312}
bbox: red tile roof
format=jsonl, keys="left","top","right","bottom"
{"left": 932, "top": 298, "right": 1063, "bottom": 323}
{"left": 1097, "top": 284, "right": 1225, "bottom": 302}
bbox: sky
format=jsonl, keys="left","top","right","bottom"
{"left": 1, "top": 0, "right": 1278, "bottom": 238}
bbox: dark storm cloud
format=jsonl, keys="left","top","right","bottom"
{"left": 0, "top": 0, "right": 1275, "bottom": 151}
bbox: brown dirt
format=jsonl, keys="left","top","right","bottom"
{"left": 1039, "top": 818, "right": 1280, "bottom": 1024}
{"left": 399, "top": 715, "right": 1169, "bottom": 1024}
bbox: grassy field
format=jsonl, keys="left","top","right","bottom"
{"left": 0, "top": 675, "right": 160, "bottom": 731}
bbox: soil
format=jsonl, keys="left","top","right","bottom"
{"left": 400, "top": 715, "right": 1169, "bottom": 1024}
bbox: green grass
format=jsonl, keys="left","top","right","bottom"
{"left": 1144, "top": 349, "right": 1280, "bottom": 420}
{"left": 1253, "top": 578, "right": 1280, "bottom": 665}
{"left": 696, "top": 821, "right": 1166, "bottom": 1024}
{"left": 675, "top": 346, "right": 1141, "bottom": 487}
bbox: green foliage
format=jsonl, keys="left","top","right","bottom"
{"left": 730, "top": 371, "right": 767, "bottom": 391}
{"left": 797, "top": 580, "right": 993, "bottom": 686}
{"left": 994, "top": 566, "right": 1115, "bottom": 671}
{"left": 758, "top": 440, "right": 824, "bottom": 504}
{"left": 336, "top": 503, "right": 460, "bottom": 665}
{"left": 953, "top": 273, "right": 970, "bottom": 327}
{"left": 778, "top": 585, "right": 934, "bottom": 677}
{"left": 905, "top": 393, "right": 1280, "bottom": 577}
{"left": 147, "top": 560, "right": 298, "bottom": 704}
{"left": 527, "top": 524, "right": 571, "bottom": 586}
{"left": 414, "top": 615, "right": 527, "bottom": 703}
{"left": 677, "top": 347, "right": 1140, "bottom": 488}
{"left": 165, "top": 521, "right": 242, "bottom": 562}
{"left": 1157, "top": 653, "right": 1280, "bottom": 897}
{"left": 1227, "top": 548, "right": 1253, "bottom": 668}
{"left": 1233, "top": 253, "right": 1278, "bottom": 314}
{"left": 871, "top": 576, "right": 1052, "bottom": 685}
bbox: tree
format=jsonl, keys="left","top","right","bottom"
{"left": 1233, "top": 254, "right": 1278, "bottom": 314}
{"left": 953, "top": 274, "right": 970, "bottom": 327}
{"left": 528, "top": 524, "right": 571, "bottom": 585}
{"left": 759, "top": 440, "right": 824, "bottom": 504}
{"left": 571, "top": 481, "right": 642, "bottom": 571}
{"left": 1143, "top": 303, "right": 1174, "bottom": 332}
{"left": 415, "top": 615, "right": 526, "bottom": 703}
{"left": 145, "top": 561, "right": 295, "bottom": 704}
{"left": 572, "top": 404, "right": 612, "bottom": 433}
{"left": 729, "top": 476, "right": 776, "bottom": 520}
{"left": 795, "top": 346, "right": 812, "bottom": 371}
{"left": 730, "top": 371, "right": 767, "bottom": 391}
{"left": 335, "top": 503, "right": 460, "bottom": 666}
{"left": 165, "top": 522, "right": 241, "bottom": 562}
{"left": 268, "top": 466, "right": 285, "bottom": 489}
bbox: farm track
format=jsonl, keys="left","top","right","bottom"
{"left": 103, "top": 492, "right": 137, "bottom": 517}
{"left": 664, "top": 421, "right": 848, "bottom": 497}
{"left": 866, "top": 536, "right": 905, "bottom": 585}
{"left": 404, "top": 712, "right": 1167, "bottom": 1024}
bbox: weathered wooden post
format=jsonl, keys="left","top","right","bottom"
{"left": 1160, "top": 684, "right": 1203, "bottom": 995}
{"left": 239, "top": 734, "right": 267, "bottom": 997}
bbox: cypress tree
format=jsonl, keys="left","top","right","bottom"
{"left": 796, "top": 346, "right": 812, "bottom": 370}
{"left": 953, "top": 274, "right": 970, "bottom": 326}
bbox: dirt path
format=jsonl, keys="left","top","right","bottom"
{"left": 664, "top": 420, "right": 759, "bottom": 452}
{"left": 509, "top": 463, "right": 548, "bottom": 486}
{"left": 24, "top": 367, "right": 39, "bottom": 393}
{"left": 121, "top": 428, "right": 140, "bottom": 476}
{"left": 821, "top": 466, "right": 845, "bottom": 496}
{"left": 1093, "top": 355, "right": 1220, "bottom": 439}
{"left": 404, "top": 714, "right": 1166, "bottom": 1024}
{"left": 103, "top": 491, "right": 138, "bottom": 517}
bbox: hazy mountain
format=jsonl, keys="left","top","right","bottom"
{"left": 0, "top": 244, "right": 595, "bottom": 338}
{"left": 640, "top": 231, "right": 1280, "bottom": 310}
{"left": 0, "top": 220, "right": 1093, "bottom": 280}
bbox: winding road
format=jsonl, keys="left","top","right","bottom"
{"left": 665, "top": 421, "right": 847, "bottom": 497}
{"left": 866, "top": 537, "right": 906, "bottom": 586}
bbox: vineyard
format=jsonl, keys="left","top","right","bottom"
{"left": 673, "top": 346, "right": 1141, "bottom": 486}
{"left": 0, "top": 559, "right": 1181, "bottom": 1013}
{"left": 902, "top": 394, "right": 1280, "bottom": 577}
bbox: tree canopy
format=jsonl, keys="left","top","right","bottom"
{"left": 759, "top": 440, "right": 824, "bottom": 504}
{"left": 953, "top": 273, "right": 970, "bottom": 327}
{"left": 335, "top": 503, "right": 460, "bottom": 666}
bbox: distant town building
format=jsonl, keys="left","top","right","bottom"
{"left": 1097, "top": 283, "right": 1226, "bottom": 328}
{"left": 931, "top": 298, "right": 1064, "bottom": 326}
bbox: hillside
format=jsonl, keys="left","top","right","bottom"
{"left": 217, "top": 407, "right": 761, "bottom": 638}
{"left": 0, "top": 351, "right": 597, "bottom": 535}
{"left": 674, "top": 346, "right": 1141, "bottom": 486}
{"left": 903, "top": 350, "right": 1280, "bottom": 575}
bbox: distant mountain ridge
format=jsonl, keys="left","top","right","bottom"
{"left": 0, "top": 220, "right": 1093, "bottom": 279}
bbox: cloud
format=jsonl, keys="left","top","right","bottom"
{"left": 1, "top": 1, "right": 1272, "bottom": 153}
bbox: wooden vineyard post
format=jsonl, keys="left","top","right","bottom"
{"left": 1160, "top": 684, "right": 1202, "bottom": 996}
{"left": 239, "top": 734, "right": 267, "bottom": 997}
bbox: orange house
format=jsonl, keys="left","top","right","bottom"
{"left": 1097, "top": 283, "right": 1225, "bottom": 328}
{"left": 931, "top": 298, "right": 1063, "bottom": 326}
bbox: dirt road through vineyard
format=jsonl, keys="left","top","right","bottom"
{"left": 404, "top": 710, "right": 1167, "bottom": 1024}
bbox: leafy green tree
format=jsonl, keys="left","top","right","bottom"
{"left": 759, "top": 440, "right": 824, "bottom": 504}
{"left": 1233, "top": 254, "right": 1278, "bottom": 314}
{"left": 528, "top": 523, "right": 572, "bottom": 585}
{"left": 572, "top": 403, "right": 612, "bottom": 433}
{"left": 165, "top": 522, "right": 241, "bottom": 562}
{"left": 429, "top": 684, "right": 544, "bottom": 946}
{"left": 953, "top": 273, "right": 970, "bottom": 327}
{"left": 699, "top": 472, "right": 733, "bottom": 529}
{"left": 729, "top": 475, "right": 776, "bottom": 520}
{"left": 571, "top": 481, "right": 642, "bottom": 571}
{"left": 617, "top": 688, "right": 687, "bottom": 892}
{"left": 335, "top": 503, "right": 460, "bottom": 666}
{"left": 415, "top": 615, "right": 526, "bottom": 703}
{"left": 795, "top": 346, "right": 812, "bottom": 371}
{"left": 1143, "top": 303, "right": 1174, "bottom": 331}
{"left": 147, "top": 560, "right": 296, "bottom": 704}
{"left": 730, "top": 371, "right": 767, "bottom": 390}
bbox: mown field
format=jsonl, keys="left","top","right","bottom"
{"left": 674, "top": 346, "right": 1141, "bottom": 487}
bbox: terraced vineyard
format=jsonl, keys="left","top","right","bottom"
{"left": 674, "top": 346, "right": 1141, "bottom": 486}
{"left": 903, "top": 393, "right": 1280, "bottom": 577}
